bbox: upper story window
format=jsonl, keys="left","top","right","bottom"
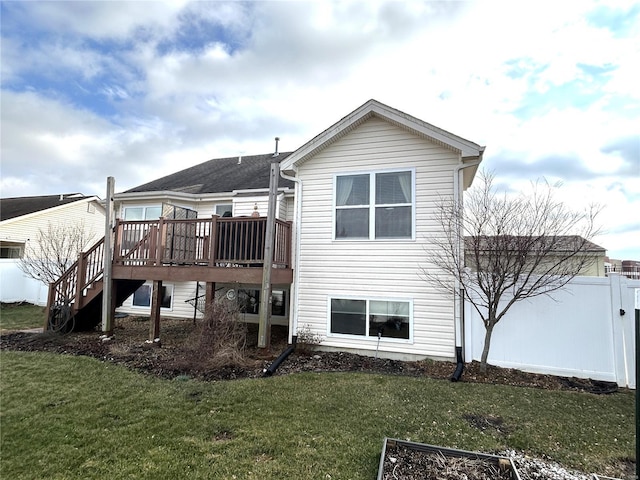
{"left": 216, "top": 204, "right": 233, "bottom": 217}
{"left": 123, "top": 206, "right": 162, "bottom": 221}
{"left": 335, "top": 170, "right": 414, "bottom": 240}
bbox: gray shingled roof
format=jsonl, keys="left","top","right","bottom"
{"left": 125, "top": 153, "right": 295, "bottom": 194}
{"left": 465, "top": 235, "right": 606, "bottom": 253}
{"left": 0, "top": 194, "right": 92, "bottom": 222}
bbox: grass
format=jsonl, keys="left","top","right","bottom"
{"left": 0, "top": 302, "right": 45, "bottom": 331}
{"left": 0, "top": 350, "right": 635, "bottom": 480}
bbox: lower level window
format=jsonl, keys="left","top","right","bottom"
{"left": 132, "top": 284, "right": 173, "bottom": 309}
{"left": 330, "top": 298, "right": 411, "bottom": 340}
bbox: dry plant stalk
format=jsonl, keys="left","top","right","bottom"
{"left": 383, "top": 446, "right": 512, "bottom": 480}
{"left": 189, "top": 300, "right": 248, "bottom": 369}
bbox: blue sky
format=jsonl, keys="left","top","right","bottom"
{"left": 1, "top": 0, "right": 638, "bottom": 259}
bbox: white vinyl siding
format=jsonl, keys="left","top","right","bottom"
{"left": 293, "top": 117, "right": 460, "bottom": 359}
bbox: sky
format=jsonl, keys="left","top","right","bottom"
{"left": 1, "top": 1, "right": 639, "bottom": 259}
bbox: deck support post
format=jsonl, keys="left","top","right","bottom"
{"left": 101, "top": 176, "right": 115, "bottom": 336}
{"left": 149, "top": 280, "right": 162, "bottom": 344}
{"left": 258, "top": 159, "right": 279, "bottom": 349}
{"left": 204, "top": 282, "right": 216, "bottom": 323}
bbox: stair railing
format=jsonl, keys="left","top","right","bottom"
{"left": 45, "top": 237, "right": 106, "bottom": 329}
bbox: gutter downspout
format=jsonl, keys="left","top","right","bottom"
{"left": 263, "top": 335, "right": 297, "bottom": 376}
{"left": 451, "top": 155, "right": 483, "bottom": 381}
{"left": 279, "top": 169, "right": 302, "bottom": 344}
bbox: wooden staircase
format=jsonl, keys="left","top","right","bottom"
{"left": 45, "top": 237, "right": 143, "bottom": 332}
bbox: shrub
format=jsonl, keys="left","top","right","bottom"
{"left": 295, "top": 324, "right": 323, "bottom": 355}
{"left": 187, "top": 300, "right": 249, "bottom": 369}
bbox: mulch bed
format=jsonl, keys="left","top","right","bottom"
{"left": 0, "top": 316, "right": 622, "bottom": 395}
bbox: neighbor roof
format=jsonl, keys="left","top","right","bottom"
{"left": 465, "top": 235, "right": 606, "bottom": 253}
{"left": 0, "top": 194, "right": 94, "bottom": 222}
{"left": 124, "top": 153, "right": 295, "bottom": 194}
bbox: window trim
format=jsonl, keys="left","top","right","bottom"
{"left": 0, "top": 242, "right": 24, "bottom": 259}
{"left": 333, "top": 168, "right": 415, "bottom": 241}
{"left": 122, "top": 205, "right": 163, "bottom": 221}
{"left": 215, "top": 204, "right": 233, "bottom": 217}
{"left": 326, "top": 295, "right": 413, "bottom": 343}
{"left": 131, "top": 282, "right": 174, "bottom": 311}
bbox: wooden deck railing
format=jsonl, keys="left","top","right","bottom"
{"left": 45, "top": 237, "right": 105, "bottom": 318}
{"left": 114, "top": 216, "right": 292, "bottom": 269}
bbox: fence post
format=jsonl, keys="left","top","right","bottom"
{"left": 635, "top": 304, "right": 639, "bottom": 480}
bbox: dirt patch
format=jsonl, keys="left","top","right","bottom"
{"left": 0, "top": 315, "right": 623, "bottom": 393}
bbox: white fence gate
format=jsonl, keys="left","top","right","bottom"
{"left": 464, "top": 273, "right": 638, "bottom": 389}
{"left": 0, "top": 259, "right": 49, "bottom": 306}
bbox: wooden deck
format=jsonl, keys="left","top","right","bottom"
{"left": 46, "top": 216, "right": 293, "bottom": 332}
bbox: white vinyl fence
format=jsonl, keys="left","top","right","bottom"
{"left": 0, "top": 259, "right": 49, "bottom": 306}
{"left": 464, "top": 273, "right": 638, "bottom": 389}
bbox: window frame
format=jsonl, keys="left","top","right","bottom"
{"left": 131, "top": 282, "right": 174, "bottom": 310}
{"left": 0, "top": 242, "right": 24, "bottom": 259}
{"left": 215, "top": 204, "right": 233, "bottom": 217}
{"left": 123, "top": 205, "right": 163, "bottom": 221}
{"left": 327, "top": 295, "right": 413, "bottom": 343}
{"left": 333, "top": 168, "right": 415, "bottom": 241}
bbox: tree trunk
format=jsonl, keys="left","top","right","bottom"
{"left": 480, "top": 321, "right": 495, "bottom": 372}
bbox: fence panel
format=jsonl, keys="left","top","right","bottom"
{"left": 464, "top": 274, "right": 638, "bottom": 388}
{"left": 0, "top": 260, "right": 49, "bottom": 305}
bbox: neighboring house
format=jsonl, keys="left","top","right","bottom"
{"left": 605, "top": 257, "right": 640, "bottom": 280}
{"left": 465, "top": 235, "right": 607, "bottom": 277}
{"left": 49, "top": 100, "right": 485, "bottom": 362}
{"left": 0, "top": 194, "right": 105, "bottom": 305}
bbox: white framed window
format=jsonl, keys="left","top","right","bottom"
{"left": 132, "top": 283, "right": 173, "bottom": 310}
{"left": 328, "top": 297, "right": 412, "bottom": 341}
{"left": 334, "top": 169, "right": 414, "bottom": 240}
{"left": 123, "top": 206, "right": 162, "bottom": 221}
{"left": 0, "top": 242, "right": 24, "bottom": 259}
{"left": 229, "top": 288, "right": 287, "bottom": 317}
{"left": 215, "top": 204, "right": 233, "bottom": 217}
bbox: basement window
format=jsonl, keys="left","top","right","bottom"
{"left": 132, "top": 283, "right": 173, "bottom": 309}
{"left": 329, "top": 298, "right": 411, "bottom": 340}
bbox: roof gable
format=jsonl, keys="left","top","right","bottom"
{"left": 280, "top": 99, "right": 485, "bottom": 175}
{"left": 0, "top": 194, "right": 96, "bottom": 222}
{"left": 123, "top": 153, "right": 295, "bottom": 195}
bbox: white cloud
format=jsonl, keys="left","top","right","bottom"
{"left": 1, "top": 0, "right": 638, "bottom": 258}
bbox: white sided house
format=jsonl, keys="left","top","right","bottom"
{"left": 0, "top": 194, "right": 106, "bottom": 305}
{"left": 47, "top": 100, "right": 484, "bottom": 362}
{"left": 113, "top": 100, "right": 483, "bottom": 360}
{"left": 280, "top": 100, "right": 483, "bottom": 360}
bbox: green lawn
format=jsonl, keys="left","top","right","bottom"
{"left": 0, "top": 302, "right": 45, "bottom": 331}
{"left": 0, "top": 350, "right": 635, "bottom": 479}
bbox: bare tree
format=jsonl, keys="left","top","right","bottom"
{"left": 19, "top": 220, "right": 97, "bottom": 285}
{"left": 423, "top": 170, "right": 602, "bottom": 371}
